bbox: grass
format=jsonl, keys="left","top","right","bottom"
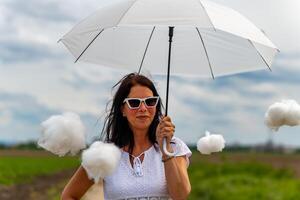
{"left": 0, "top": 155, "right": 79, "bottom": 185}
{"left": 2, "top": 150, "right": 300, "bottom": 200}
{"left": 188, "top": 152, "right": 300, "bottom": 200}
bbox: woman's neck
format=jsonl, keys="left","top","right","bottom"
{"left": 124, "top": 129, "right": 152, "bottom": 155}
{"left": 133, "top": 131, "right": 151, "bottom": 149}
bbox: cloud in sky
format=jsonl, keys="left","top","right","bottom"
{"left": 0, "top": 110, "right": 12, "bottom": 126}
{"left": 0, "top": 91, "right": 102, "bottom": 143}
{"left": 0, "top": 92, "right": 54, "bottom": 142}
{"left": 0, "top": 0, "right": 300, "bottom": 147}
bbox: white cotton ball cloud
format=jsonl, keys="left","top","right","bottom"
{"left": 82, "top": 141, "right": 121, "bottom": 183}
{"left": 265, "top": 99, "right": 300, "bottom": 131}
{"left": 197, "top": 131, "right": 226, "bottom": 155}
{"left": 38, "top": 112, "right": 86, "bottom": 156}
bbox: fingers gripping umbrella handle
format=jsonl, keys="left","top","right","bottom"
{"left": 163, "top": 138, "right": 177, "bottom": 157}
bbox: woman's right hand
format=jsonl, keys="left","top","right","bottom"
{"left": 155, "top": 115, "right": 176, "bottom": 156}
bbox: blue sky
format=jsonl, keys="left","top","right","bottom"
{"left": 1, "top": 0, "right": 300, "bottom": 147}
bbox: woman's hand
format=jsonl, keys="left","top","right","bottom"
{"left": 156, "top": 116, "right": 176, "bottom": 155}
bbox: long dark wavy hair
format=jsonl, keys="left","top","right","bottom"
{"left": 101, "top": 73, "right": 163, "bottom": 154}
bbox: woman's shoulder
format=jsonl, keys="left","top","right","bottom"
{"left": 170, "top": 136, "right": 192, "bottom": 158}
{"left": 171, "top": 136, "right": 185, "bottom": 143}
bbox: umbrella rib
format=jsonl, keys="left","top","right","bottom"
{"left": 197, "top": 0, "right": 216, "bottom": 31}
{"left": 138, "top": 26, "right": 156, "bottom": 74}
{"left": 116, "top": 0, "right": 139, "bottom": 25}
{"left": 196, "top": 27, "right": 215, "bottom": 79}
{"left": 260, "top": 29, "right": 280, "bottom": 53}
{"left": 248, "top": 39, "right": 272, "bottom": 72}
{"left": 75, "top": 29, "right": 105, "bottom": 63}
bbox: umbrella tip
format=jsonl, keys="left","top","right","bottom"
{"left": 269, "top": 67, "right": 272, "bottom": 72}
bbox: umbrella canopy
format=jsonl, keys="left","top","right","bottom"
{"left": 60, "top": 0, "right": 278, "bottom": 78}
{"left": 60, "top": 0, "right": 279, "bottom": 156}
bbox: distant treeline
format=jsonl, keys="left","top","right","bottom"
{"left": 188, "top": 145, "right": 253, "bottom": 152}
{"left": 2, "top": 141, "right": 300, "bottom": 154}
{"left": 189, "top": 144, "right": 300, "bottom": 154}
{"left": 0, "top": 141, "right": 41, "bottom": 150}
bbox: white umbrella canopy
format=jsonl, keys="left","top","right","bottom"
{"left": 60, "top": 0, "right": 279, "bottom": 156}
{"left": 60, "top": 0, "right": 279, "bottom": 78}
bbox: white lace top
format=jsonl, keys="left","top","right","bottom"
{"left": 103, "top": 137, "right": 192, "bottom": 200}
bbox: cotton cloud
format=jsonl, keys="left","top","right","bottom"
{"left": 38, "top": 112, "right": 86, "bottom": 156}
{"left": 81, "top": 141, "right": 121, "bottom": 183}
{"left": 265, "top": 99, "right": 300, "bottom": 131}
{"left": 197, "top": 130, "right": 226, "bottom": 154}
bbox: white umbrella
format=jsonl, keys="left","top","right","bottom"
{"left": 60, "top": 0, "right": 279, "bottom": 156}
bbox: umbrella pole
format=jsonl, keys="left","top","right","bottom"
{"left": 163, "top": 26, "right": 177, "bottom": 157}
{"left": 165, "top": 26, "right": 174, "bottom": 116}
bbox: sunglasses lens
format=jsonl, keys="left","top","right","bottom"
{"left": 145, "top": 97, "right": 158, "bottom": 107}
{"left": 128, "top": 99, "right": 141, "bottom": 108}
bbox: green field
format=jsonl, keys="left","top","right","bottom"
{"left": 0, "top": 152, "right": 79, "bottom": 185}
{"left": 188, "top": 152, "right": 300, "bottom": 200}
{"left": 1, "top": 150, "right": 300, "bottom": 200}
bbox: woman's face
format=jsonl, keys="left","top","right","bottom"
{"left": 122, "top": 84, "right": 157, "bottom": 133}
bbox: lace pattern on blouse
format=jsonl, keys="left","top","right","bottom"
{"left": 103, "top": 137, "right": 192, "bottom": 200}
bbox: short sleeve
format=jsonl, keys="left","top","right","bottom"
{"left": 171, "top": 137, "right": 192, "bottom": 166}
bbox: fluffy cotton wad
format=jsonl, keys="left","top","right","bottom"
{"left": 38, "top": 112, "right": 86, "bottom": 156}
{"left": 265, "top": 99, "right": 300, "bottom": 131}
{"left": 197, "top": 131, "right": 226, "bottom": 155}
{"left": 82, "top": 141, "right": 121, "bottom": 183}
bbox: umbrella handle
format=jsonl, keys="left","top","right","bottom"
{"left": 163, "top": 138, "right": 177, "bottom": 157}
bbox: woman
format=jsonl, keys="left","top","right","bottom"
{"left": 61, "top": 73, "right": 192, "bottom": 200}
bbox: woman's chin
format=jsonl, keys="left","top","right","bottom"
{"left": 134, "top": 122, "right": 151, "bottom": 130}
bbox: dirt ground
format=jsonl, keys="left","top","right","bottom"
{"left": 0, "top": 150, "right": 104, "bottom": 200}
{"left": 0, "top": 169, "right": 74, "bottom": 200}
{"left": 0, "top": 168, "right": 104, "bottom": 200}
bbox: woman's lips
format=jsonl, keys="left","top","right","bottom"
{"left": 136, "top": 116, "right": 149, "bottom": 119}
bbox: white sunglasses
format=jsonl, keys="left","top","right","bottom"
{"left": 123, "top": 96, "right": 160, "bottom": 109}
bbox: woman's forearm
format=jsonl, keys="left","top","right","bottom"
{"left": 61, "top": 166, "right": 94, "bottom": 200}
{"left": 163, "top": 155, "right": 191, "bottom": 200}
{"left": 61, "top": 197, "right": 77, "bottom": 200}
